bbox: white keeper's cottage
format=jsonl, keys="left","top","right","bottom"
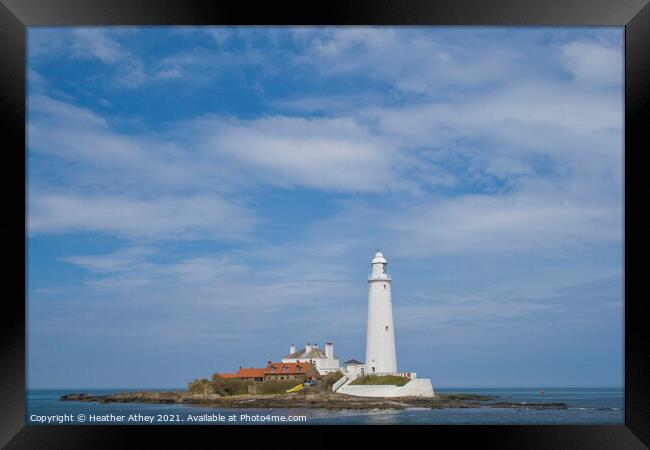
{"left": 281, "top": 342, "right": 341, "bottom": 375}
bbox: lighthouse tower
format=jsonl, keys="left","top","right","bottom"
{"left": 365, "top": 251, "right": 397, "bottom": 374}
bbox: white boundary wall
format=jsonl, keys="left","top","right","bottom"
{"left": 336, "top": 378, "right": 435, "bottom": 398}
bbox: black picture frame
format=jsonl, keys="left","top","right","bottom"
{"left": 1, "top": 0, "right": 648, "bottom": 448}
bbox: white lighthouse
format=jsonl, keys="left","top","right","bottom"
{"left": 332, "top": 251, "right": 435, "bottom": 397}
{"left": 365, "top": 251, "right": 397, "bottom": 374}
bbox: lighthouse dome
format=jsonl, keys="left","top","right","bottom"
{"left": 371, "top": 251, "right": 387, "bottom": 264}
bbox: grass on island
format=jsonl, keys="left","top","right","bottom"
{"left": 349, "top": 375, "right": 410, "bottom": 386}
{"left": 188, "top": 377, "right": 309, "bottom": 396}
{"left": 320, "top": 371, "right": 344, "bottom": 391}
{"left": 252, "top": 379, "right": 302, "bottom": 395}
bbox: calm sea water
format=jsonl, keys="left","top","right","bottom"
{"left": 26, "top": 387, "right": 623, "bottom": 425}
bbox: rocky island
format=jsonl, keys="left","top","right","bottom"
{"left": 61, "top": 371, "right": 568, "bottom": 411}
{"left": 60, "top": 389, "right": 567, "bottom": 411}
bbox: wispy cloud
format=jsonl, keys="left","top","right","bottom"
{"left": 28, "top": 95, "right": 258, "bottom": 241}
{"left": 191, "top": 115, "right": 398, "bottom": 192}
{"left": 560, "top": 40, "right": 623, "bottom": 87}
{"left": 292, "top": 27, "right": 520, "bottom": 95}
{"left": 389, "top": 195, "right": 621, "bottom": 254}
{"left": 29, "top": 193, "right": 256, "bottom": 241}
{"left": 69, "top": 29, "right": 129, "bottom": 64}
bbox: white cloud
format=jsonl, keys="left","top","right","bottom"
{"left": 561, "top": 40, "right": 623, "bottom": 87}
{"left": 51, "top": 244, "right": 362, "bottom": 341}
{"left": 67, "top": 28, "right": 148, "bottom": 88}
{"left": 206, "top": 28, "right": 232, "bottom": 45}
{"left": 28, "top": 95, "right": 263, "bottom": 241}
{"left": 60, "top": 246, "right": 251, "bottom": 288}
{"left": 292, "top": 28, "right": 517, "bottom": 94}
{"left": 28, "top": 74, "right": 623, "bottom": 249}
{"left": 28, "top": 29, "right": 69, "bottom": 59}
{"left": 192, "top": 115, "right": 399, "bottom": 192}
{"left": 28, "top": 95, "right": 201, "bottom": 188}
{"left": 29, "top": 193, "right": 256, "bottom": 241}
{"left": 29, "top": 28, "right": 158, "bottom": 88}
{"left": 385, "top": 192, "right": 622, "bottom": 255}
{"left": 364, "top": 80, "right": 622, "bottom": 146}
{"left": 154, "top": 66, "right": 183, "bottom": 80}
{"left": 399, "top": 299, "right": 557, "bottom": 331}
{"left": 60, "top": 246, "right": 155, "bottom": 273}
{"left": 70, "top": 29, "right": 127, "bottom": 64}
{"left": 30, "top": 94, "right": 108, "bottom": 128}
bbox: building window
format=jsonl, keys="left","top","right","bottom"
{"left": 384, "top": 284, "right": 386, "bottom": 289}
{"left": 386, "top": 325, "right": 389, "bottom": 331}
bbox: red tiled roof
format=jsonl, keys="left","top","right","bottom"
{"left": 264, "top": 362, "right": 315, "bottom": 375}
{"left": 214, "top": 373, "right": 238, "bottom": 379}
{"left": 235, "top": 367, "right": 267, "bottom": 378}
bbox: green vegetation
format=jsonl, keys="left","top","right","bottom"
{"left": 188, "top": 376, "right": 306, "bottom": 396}
{"left": 187, "top": 378, "right": 219, "bottom": 398}
{"left": 320, "top": 371, "right": 344, "bottom": 391}
{"left": 349, "top": 375, "right": 410, "bottom": 386}
{"left": 254, "top": 379, "right": 301, "bottom": 394}
{"left": 211, "top": 377, "right": 254, "bottom": 396}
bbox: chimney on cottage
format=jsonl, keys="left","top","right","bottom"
{"left": 305, "top": 343, "right": 312, "bottom": 353}
{"left": 326, "top": 342, "right": 334, "bottom": 359}
{"left": 290, "top": 344, "right": 296, "bottom": 354}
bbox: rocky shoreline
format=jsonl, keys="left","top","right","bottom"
{"left": 60, "top": 391, "right": 568, "bottom": 411}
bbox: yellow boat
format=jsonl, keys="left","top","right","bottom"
{"left": 286, "top": 383, "right": 303, "bottom": 393}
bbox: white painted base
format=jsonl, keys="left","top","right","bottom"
{"left": 337, "top": 378, "right": 435, "bottom": 398}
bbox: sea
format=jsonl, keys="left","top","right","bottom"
{"left": 26, "top": 387, "right": 624, "bottom": 425}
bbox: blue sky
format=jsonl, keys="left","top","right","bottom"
{"left": 27, "top": 27, "right": 624, "bottom": 389}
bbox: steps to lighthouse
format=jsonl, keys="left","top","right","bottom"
{"left": 331, "top": 375, "right": 349, "bottom": 393}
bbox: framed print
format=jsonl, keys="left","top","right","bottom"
{"left": 1, "top": 0, "right": 648, "bottom": 448}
